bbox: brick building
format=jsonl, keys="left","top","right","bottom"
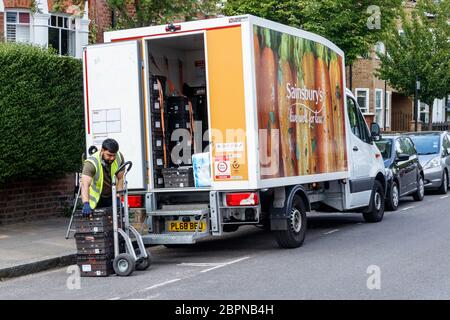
{"left": 0, "top": 0, "right": 113, "bottom": 223}
{"left": 0, "top": 0, "right": 114, "bottom": 58}
{"left": 349, "top": 0, "right": 449, "bottom": 132}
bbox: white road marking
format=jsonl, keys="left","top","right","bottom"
{"left": 324, "top": 229, "right": 339, "bottom": 235}
{"left": 440, "top": 195, "right": 449, "bottom": 199}
{"left": 178, "top": 262, "right": 223, "bottom": 267}
{"left": 201, "top": 257, "right": 250, "bottom": 273}
{"left": 144, "top": 278, "right": 181, "bottom": 291}
{"left": 107, "top": 257, "right": 250, "bottom": 299}
{"left": 0, "top": 235, "right": 9, "bottom": 239}
{"left": 401, "top": 206, "right": 415, "bottom": 211}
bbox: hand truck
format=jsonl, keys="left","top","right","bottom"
{"left": 111, "top": 161, "right": 151, "bottom": 276}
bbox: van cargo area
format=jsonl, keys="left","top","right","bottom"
{"left": 146, "top": 33, "right": 210, "bottom": 191}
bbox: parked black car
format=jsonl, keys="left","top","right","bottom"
{"left": 375, "top": 135, "right": 425, "bottom": 211}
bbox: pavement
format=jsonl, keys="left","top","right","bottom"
{"left": 0, "top": 217, "right": 76, "bottom": 280}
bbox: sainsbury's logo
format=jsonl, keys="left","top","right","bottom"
{"left": 286, "top": 83, "right": 324, "bottom": 105}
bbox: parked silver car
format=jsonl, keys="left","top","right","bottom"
{"left": 407, "top": 131, "right": 450, "bottom": 194}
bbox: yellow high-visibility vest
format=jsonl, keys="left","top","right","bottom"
{"left": 85, "top": 151, "right": 122, "bottom": 209}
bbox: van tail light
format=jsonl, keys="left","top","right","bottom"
{"left": 127, "top": 195, "right": 144, "bottom": 208}
{"left": 226, "top": 193, "right": 259, "bottom": 206}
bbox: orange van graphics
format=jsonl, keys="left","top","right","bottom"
{"left": 254, "top": 25, "right": 347, "bottom": 179}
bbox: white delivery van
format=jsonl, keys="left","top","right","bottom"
{"left": 83, "top": 15, "right": 386, "bottom": 248}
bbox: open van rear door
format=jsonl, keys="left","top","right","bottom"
{"left": 83, "top": 41, "right": 146, "bottom": 190}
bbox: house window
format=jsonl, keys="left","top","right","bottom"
{"left": 48, "top": 15, "right": 76, "bottom": 56}
{"left": 355, "top": 89, "right": 369, "bottom": 114}
{"left": 386, "top": 91, "right": 391, "bottom": 128}
{"left": 419, "top": 101, "right": 429, "bottom": 124}
{"left": 375, "top": 89, "right": 383, "bottom": 127}
{"left": 5, "top": 11, "right": 31, "bottom": 43}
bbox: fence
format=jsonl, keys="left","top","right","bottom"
{"left": 391, "top": 111, "right": 412, "bottom": 132}
{"left": 422, "top": 122, "right": 450, "bottom": 131}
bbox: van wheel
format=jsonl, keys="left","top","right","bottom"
{"left": 363, "top": 181, "right": 385, "bottom": 223}
{"left": 412, "top": 175, "right": 425, "bottom": 201}
{"left": 438, "top": 171, "right": 448, "bottom": 194}
{"left": 386, "top": 181, "right": 399, "bottom": 211}
{"left": 273, "top": 195, "right": 307, "bottom": 248}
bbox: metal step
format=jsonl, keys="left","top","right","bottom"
{"left": 149, "top": 204, "right": 209, "bottom": 216}
{"left": 142, "top": 231, "right": 210, "bottom": 244}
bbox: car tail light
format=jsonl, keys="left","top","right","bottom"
{"left": 127, "top": 195, "right": 144, "bottom": 208}
{"left": 226, "top": 193, "right": 259, "bottom": 206}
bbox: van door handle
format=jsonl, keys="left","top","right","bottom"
{"left": 353, "top": 146, "right": 359, "bottom": 151}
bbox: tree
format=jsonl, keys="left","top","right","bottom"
{"left": 106, "top": 0, "right": 223, "bottom": 29}
{"left": 223, "top": 0, "right": 402, "bottom": 66}
{"left": 376, "top": 0, "right": 450, "bottom": 130}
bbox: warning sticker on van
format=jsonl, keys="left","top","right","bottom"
{"left": 214, "top": 156, "right": 231, "bottom": 179}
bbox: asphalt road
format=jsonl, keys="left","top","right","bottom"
{"left": 1, "top": 191, "right": 450, "bottom": 300}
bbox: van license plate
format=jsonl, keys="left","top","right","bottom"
{"left": 167, "top": 221, "right": 206, "bottom": 232}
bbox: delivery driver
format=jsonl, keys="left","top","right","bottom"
{"left": 81, "top": 138, "right": 125, "bottom": 216}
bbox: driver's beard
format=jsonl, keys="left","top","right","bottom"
{"left": 101, "top": 153, "right": 113, "bottom": 165}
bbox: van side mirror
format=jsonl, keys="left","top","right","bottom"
{"left": 396, "top": 153, "right": 410, "bottom": 162}
{"left": 370, "top": 123, "right": 382, "bottom": 141}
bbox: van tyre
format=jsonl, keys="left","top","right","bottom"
{"left": 438, "top": 171, "right": 448, "bottom": 194}
{"left": 274, "top": 195, "right": 307, "bottom": 248}
{"left": 386, "top": 181, "right": 399, "bottom": 211}
{"left": 113, "top": 253, "right": 135, "bottom": 276}
{"left": 412, "top": 175, "right": 425, "bottom": 201}
{"left": 363, "top": 180, "right": 385, "bottom": 223}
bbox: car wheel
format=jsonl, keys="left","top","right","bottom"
{"left": 412, "top": 175, "right": 425, "bottom": 201}
{"left": 438, "top": 171, "right": 448, "bottom": 194}
{"left": 386, "top": 181, "right": 399, "bottom": 211}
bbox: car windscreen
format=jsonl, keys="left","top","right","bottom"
{"left": 375, "top": 139, "right": 392, "bottom": 160}
{"left": 409, "top": 135, "right": 440, "bottom": 155}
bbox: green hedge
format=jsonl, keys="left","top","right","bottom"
{"left": 0, "top": 43, "right": 85, "bottom": 183}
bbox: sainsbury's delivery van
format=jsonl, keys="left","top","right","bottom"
{"left": 83, "top": 15, "right": 386, "bottom": 248}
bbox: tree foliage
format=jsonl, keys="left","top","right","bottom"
{"left": 106, "top": 0, "right": 223, "bottom": 29}
{"left": 224, "top": 0, "right": 402, "bottom": 65}
{"left": 0, "top": 43, "right": 84, "bottom": 183}
{"left": 376, "top": 0, "right": 450, "bottom": 129}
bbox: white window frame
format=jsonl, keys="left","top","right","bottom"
{"left": 48, "top": 13, "right": 76, "bottom": 56}
{"left": 4, "top": 9, "right": 32, "bottom": 43}
{"left": 419, "top": 100, "right": 429, "bottom": 124}
{"left": 374, "top": 88, "right": 384, "bottom": 127}
{"left": 355, "top": 88, "right": 370, "bottom": 114}
{"left": 385, "top": 91, "right": 391, "bottom": 128}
